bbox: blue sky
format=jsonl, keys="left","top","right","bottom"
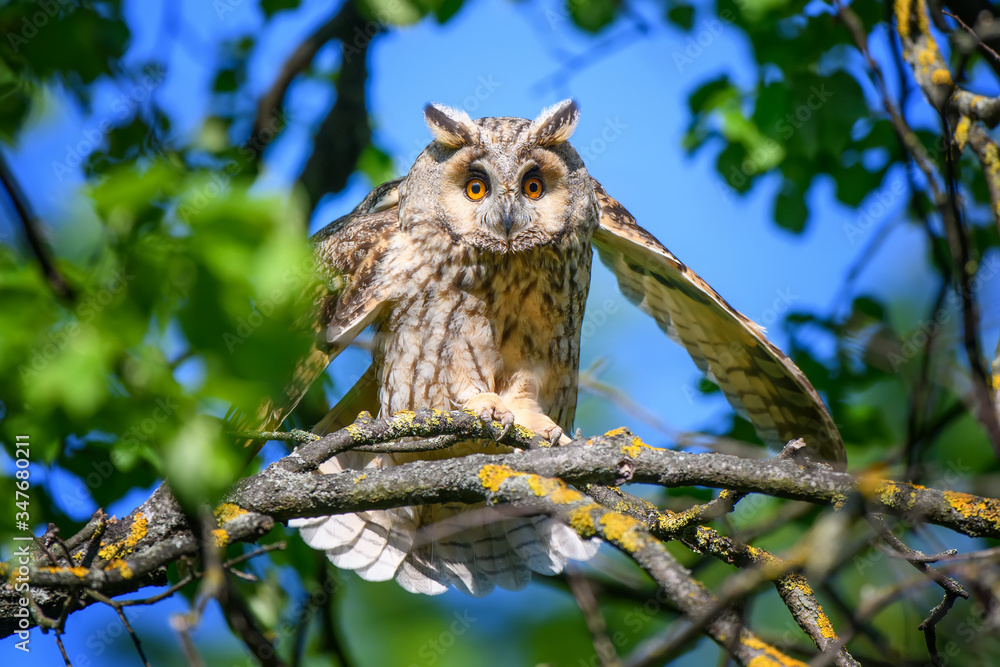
{"left": 4, "top": 0, "right": 988, "bottom": 663}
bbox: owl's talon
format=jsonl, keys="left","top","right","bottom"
{"left": 497, "top": 417, "right": 514, "bottom": 441}
{"left": 546, "top": 426, "right": 564, "bottom": 446}
{"left": 466, "top": 393, "right": 516, "bottom": 441}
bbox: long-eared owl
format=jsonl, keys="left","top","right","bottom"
{"left": 259, "top": 100, "right": 844, "bottom": 596}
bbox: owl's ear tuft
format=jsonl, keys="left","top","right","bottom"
{"left": 423, "top": 103, "right": 479, "bottom": 148}
{"left": 528, "top": 99, "right": 580, "bottom": 147}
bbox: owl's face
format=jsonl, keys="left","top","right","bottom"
{"left": 399, "top": 100, "right": 599, "bottom": 254}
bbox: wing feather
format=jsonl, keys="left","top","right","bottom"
{"left": 590, "top": 179, "right": 845, "bottom": 468}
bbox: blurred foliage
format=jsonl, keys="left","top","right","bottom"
{"left": 2, "top": 0, "right": 1000, "bottom": 664}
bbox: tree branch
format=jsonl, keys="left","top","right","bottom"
{"left": 6, "top": 410, "right": 999, "bottom": 665}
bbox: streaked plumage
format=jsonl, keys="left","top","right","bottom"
{"left": 266, "top": 100, "right": 845, "bottom": 596}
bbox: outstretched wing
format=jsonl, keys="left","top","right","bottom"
{"left": 242, "top": 179, "right": 402, "bottom": 448}
{"left": 590, "top": 179, "right": 844, "bottom": 468}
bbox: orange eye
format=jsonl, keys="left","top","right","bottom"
{"left": 465, "top": 178, "right": 488, "bottom": 201}
{"left": 523, "top": 176, "right": 544, "bottom": 199}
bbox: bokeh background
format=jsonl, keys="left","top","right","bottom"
{"left": 2, "top": 0, "right": 1000, "bottom": 664}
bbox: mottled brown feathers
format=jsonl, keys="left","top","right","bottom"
{"left": 590, "top": 180, "right": 845, "bottom": 468}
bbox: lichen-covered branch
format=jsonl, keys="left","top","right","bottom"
{"left": 891, "top": 0, "right": 1000, "bottom": 457}
{"left": 897, "top": 0, "right": 1000, "bottom": 125}
{"left": 4, "top": 410, "right": 999, "bottom": 665}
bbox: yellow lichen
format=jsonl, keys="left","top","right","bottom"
{"left": 550, "top": 486, "right": 585, "bottom": 505}
{"left": 478, "top": 464, "right": 516, "bottom": 492}
{"left": 894, "top": 0, "right": 912, "bottom": 38}
{"left": 621, "top": 435, "right": 650, "bottom": 459}
{"left": 512, "top": 424, "right": 537, "bottom": 440}
{"left": 353, "top": 473, "right": 368, "bottom": 483}
{"left": 872, "top": 481, "right": 919, "bottom": 511}
{"left": 211, "top": 528, "right": 230, "bottom": 548}
{"left": 39, "top": 566, "right": 89, "bottom": 578}
{"left": 832, "top": 493, "right": 848, "bottom": 511}
{"left": 344, "top": 423, "right": 365, "bottom": 439}
{"left": 916, "top": 0, "right": 930, "bottom": 36}
{"left": 955, "top": 116, "right": 971, "bottom": 151}
{"left": 746, "top": 544, "right": 779, "bottom": 566}
{"left": 776, "top": 573, "right": 812, "bottom": 596}
{"left": 107, "top": 559, "right": 133, "bottom": 579}
{"left": 604, "top": 427, "right": 629, "bottom": 437}
{"left": 983, "top": 142, "right": 1000, "bottom": 178}
{"left": 568, "top": 504, "right": 600, "bottom": 537}
{"left": 98, "top": 512, "right": 148, "bottom": 562}
{"left": 815, "top": 610, "right": 837, "bottom": 639}
{"left": 214, "top": 502, "right": 247, "bottom": 526}
{"left": 599, "top": 512, "right": 645, "bottom": 552}
{"left": 931, "top": 69, "right": 952, "bottom": 86}
{"left": 743, "top": 634, "right": 809, "bottom": 667}
{"left": 526, "top": 474, "right": 561, "bottom": 497}
{"left": 943, "top": 490, "right": 1000, "bottom": 528}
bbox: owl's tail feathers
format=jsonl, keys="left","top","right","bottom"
{"left": 289, "top": 454, "right": 599, "bottom": 597}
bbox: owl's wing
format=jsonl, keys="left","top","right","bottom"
{"left": 590, "top": 179, "right": 845, "bottom": 468}
{"left": 241, "top": 180, "right": 402, "bottom": 448}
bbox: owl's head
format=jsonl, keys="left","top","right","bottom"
{"left": 400, "top": 99, "right": 599, "bottom": 254}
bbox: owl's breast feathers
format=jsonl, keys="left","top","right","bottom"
{"left": 375, "top": 218, "right": 594, "bottom": 433}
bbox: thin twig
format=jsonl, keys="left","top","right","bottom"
{"left": 566, "top": 567, "right": 622, "bottom": 667}
{"left": 0, "top": 153, "right": 74, "bottom": 300}
{"left": 942, "top": 10, "right": 1000, "bottom": 63}
{"left": 84, "top": 589, "right": 152, "bottom": 667}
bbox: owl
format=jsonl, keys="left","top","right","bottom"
{"left": 263, "top": 100, "right": 844, "bottom": 597}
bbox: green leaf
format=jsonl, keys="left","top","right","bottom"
{"left": 213, "top": 69, "right": 239, "bottom": 93}
{"left": 852, "top": 295, "right": 887, "bottom": 322}
{"left": 261, "top": 0, "right": 301, "bottom": 17}
{"left": 667, "top": 3, "right": 695, "bottom": 31}
{"left": 835, "top": 163, "right": 881, "bottom": 208}
{"left": 774, "top": 179, "right": 808, "bottom": 232}
{"left": 568, "top": 0, "right": 619, "bottom": 32}
{"left": 687, "top": 75, "right": 735, "bottom": 115}
{"left": 357, "top": 144, "right": 396, "bottom": 186}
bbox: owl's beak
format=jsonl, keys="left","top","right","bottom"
{"left": 501, "top": 210, "right": 515, "bottom": 236}
{"left": 499, "top": 199, "right": 519, "bottom": 238}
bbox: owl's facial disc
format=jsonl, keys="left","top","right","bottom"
{"left": 461, "top": 161, "right": 549, "bottom": 244}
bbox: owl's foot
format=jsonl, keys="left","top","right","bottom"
{"left": 512, "top": 408, "right": 571, "bottom": 447}
{"left": 463, "top": 392, "right": 515, "bottom": 440}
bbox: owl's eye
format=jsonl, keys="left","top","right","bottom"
{"left": 465, "top": 178, "right": 488, "bottom": 201}
{"left": 522, "top": 176, "right": 544, "bottom": 199}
